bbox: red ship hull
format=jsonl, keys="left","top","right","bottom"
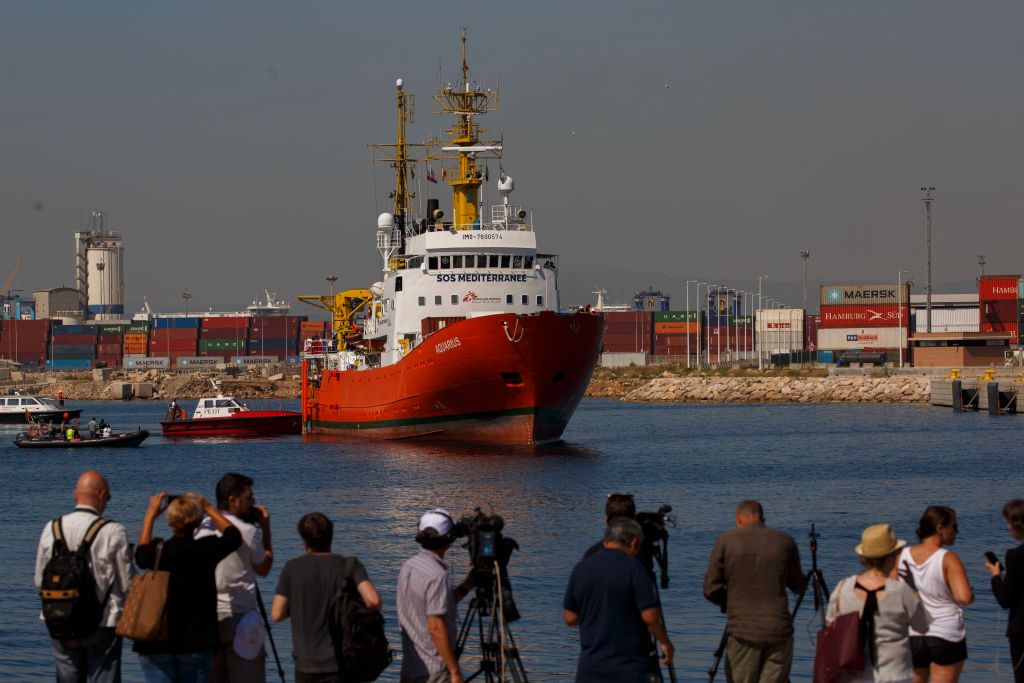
{"left": 161, "top": 411, "right": 302, "bottom": 437}
{"left": 302, "top": 311, "right": 603, "bottom": 444}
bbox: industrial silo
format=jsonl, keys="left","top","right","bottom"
{"left": 75, "top": 210, "right": 125, "bottom": 321}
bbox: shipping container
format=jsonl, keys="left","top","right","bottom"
{"left": 52, "top": 325, "right": 95, "bottom": 336}
{"left": 653, "top": 321, "right": 701, "bottom": 334}
{"left": 97, "top": 333, "right": 123, "bottom": 344}
{"left": 805, "top": 314, "right": 820, "bottom": 351}
{"left": 232, "top": 356, "right": 278, "bottom": 366}
{"left": 176, "top": 356, "right": 225, "bottom": 368}
{"left": 910, "top": 309, "right": 979, "bottom": 333}
{"left": 126, "top": 323, "right": 151, "bottom": 334}
{"left": 979, "top": 275, "right": 1020, "bottom": 301}
{"left": 201, "top": 316, "right": 250, "bottom": 328}
{"left": 50, "top": 345, "right": 96, "bottom": 357}
{"left": 421, "top": 317, "right": 466, "bottom": 336}
{"left": 981, "top": 300, "right": 1017, "bottom": 324}
{"left": 152, "top": 317, "right": 202, "bottom": 329}
{"left": 45, "top": 359, "right": 93, "bottom": 370}
{"left": 94, "top": 356, "right": 121, "bottom": 369}
{"left": 149, "top": 329, "right": 200, "bottom": 341}
{"left": 820, "top": 283, "right": 910, "bottom": 307}
{"left": 96, "top": 343, "right": 122, "bottom": 355}
{"left": 198, "top": 338, "right": 246, "bottom": 351}
{"left": 755, "top": 309, "right": 806, "bottom": 353}
{"left": 148, "top": 341, "right": 198, "bottom": 352}
{"left": 247, "top": 339, "right": 298, "bottom": 352}
{"left": 819, "top": 305, "right": 910, "bottom": 329}
{"left": 653, "top": 311, "right": 703, "bottom": 323}
{"left": 818, "top": 327, "right": 907, "bottom": 350}
{"left": 123, "top": 357, "right": 170, "bottom": 369}
{"left": 817, "top": 350, "right": 834, "bottom": 364}
{"left": 99, "top": 324, "right": 129, "bottom": 334}
{"left": 52, "top": 334, "right": 99, "bottom": 345}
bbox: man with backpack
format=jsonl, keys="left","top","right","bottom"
{"left": 34, "top": 469, "right": 134, "bottom": 683}
{"left": 272, "top": 512, "right": 385, "bottom": 683}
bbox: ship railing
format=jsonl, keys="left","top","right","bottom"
{"left": 487, "top": 204, "right": 532, "bottom": 231}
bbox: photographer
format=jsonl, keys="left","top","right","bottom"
{"left": 564, "top": 517, "right": 674, "bottom": 683}
{"left": 195, "top": 473, "right": 273, "bottom": 683}
{"left": 703, "top": 500, "right": 804, "bottom": 683}
{"left": 583, "top": 493, "right": 637, "bottom": 557}
{"left": 397, "top": 509, "right": 474, "bottom": 683}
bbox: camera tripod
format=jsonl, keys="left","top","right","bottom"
{"left": 455, "top": 561, "right": 528, "bottom": 683}
{"left": 790, "top": 522, "right": 830, "bottom": 630}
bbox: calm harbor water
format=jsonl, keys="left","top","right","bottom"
{"left": 1, "top": 397, "right": 1021, "bottom": 681}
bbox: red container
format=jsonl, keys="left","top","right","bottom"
{"left": 201, "top": 316, "right": 250, "bottom": 328}
{"left": 981, "top": 300, "right": 1017, "bottom": 324}
{"left": 97, "top": 343, "right": 122, "bottom": 354}
{"left": 148, "top": 341, "right": 197, "bottom": 352}
{"left": 422, "top": 317, "right": 466, "bottom": 336}
{"left": 819, "top": 304, "right": 910, "bottom": 329}
{"left": 52, "top": 334, "right": 98, "bottom": 345}
{"left": 979, "top": 275, "right": 1020, "bottom": 301}
{"left": 97, "top": 333, "right": 123, "bottom": 344}
{"left": 149, "top": 329, "right": 199, "bottom": 341}
{"left": 805, "top": 314, "right": 820, "bottom": 350}
{"left": 94, "top": 356, "right": 121, "bottom": 369}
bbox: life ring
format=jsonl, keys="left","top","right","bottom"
{"left": 27, "top": 424, "right": 41, "bottom": 438}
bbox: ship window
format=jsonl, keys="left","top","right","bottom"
{"left": 513, "top": 255, "right": 523, "bottom": 268}
{"left": 521, "top": 294, "right": 529, "bottom": 305}
{"left": 537, "top": 295, "right": 544, "bottom": 306}
{"left": 451, "top": 294, "right": 458, "bottom": 305}
{"left": 453, "top": 255, "right": 463, "bottom": 268}
{"left": 501, "top": 255, "right": 511, "bottom": 268}
{"left": 395, "top": 277, "right": 403, "bottom": 292}
{"left": 440, "top": 256, "right": 450, "bottom": 269}
{"left": 406, "top": 256, "right": 422, "bottom": 269}
{"left": 489, "top": 255, "right": 499, "bottom": 268}
{"left": 525, "top": 256, "right": 533, "bottom": 269}
{"left": 428, "top": 257, "right": 438, "bottom": 269}
{"left": 463, "top": 255, "right": 475, "bottom": 268}
{"left": 418, "top": 297, "right": 425, "bottom": 306}
{"left": 506, "top": 294, "right": 513, "bottom": 305}
{"left": 204, "top": 400, "right": 214, "bottom": 408}
{"left": 434, "top": 295, "right": 442, "bottom": 305}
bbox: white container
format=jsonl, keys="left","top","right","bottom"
{"left": 601, "top": 352, "right": 648, "bottom": 368}
{"left": 756, "top": 308, "right": 805, "bottom": 353}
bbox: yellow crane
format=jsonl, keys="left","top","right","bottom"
{"left": 297, "top": 289, "right": 372, "bottom": 348}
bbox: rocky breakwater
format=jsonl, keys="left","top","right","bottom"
{"left": 621, "top": 375, "right": 931, "bottom": 404}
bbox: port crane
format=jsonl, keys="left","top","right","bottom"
{"left": 1, "top": 258, "right": 23, "bottom": 319}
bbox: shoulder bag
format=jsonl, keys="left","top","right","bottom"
{"left": 115, "top": 541, "right": 169, "bottom": 642}
{"left": 812, "top": 579, "right": 865, "bottom": 683}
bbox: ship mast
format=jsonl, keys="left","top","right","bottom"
{"left": 433, "top": 26, "right": 500, "bottom": 230}
{"left": 371, "top": 78, "right": 421, "bottom": 255}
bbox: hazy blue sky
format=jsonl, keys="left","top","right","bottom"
{"left": 2, "top": 2, "right": 1022, "bottom": 313}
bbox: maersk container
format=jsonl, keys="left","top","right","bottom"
{"left": 820, "top": 283, "right": 910, "bottom": 307}
{"left": 232, "top": 356, "right": 277, "bottom": 366}
{"left": 123, "top": 356, "right": 170, "bottom": 369}
{"left": 176, "top": 356, "right": 225, "bottom": 368}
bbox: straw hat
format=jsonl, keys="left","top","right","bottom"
{"left": 855, "top": 523, "right": 907, "bottom": 558}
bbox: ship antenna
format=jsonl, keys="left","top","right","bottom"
{"left": 460, "top": 25, "right": 469, "bottom": 90}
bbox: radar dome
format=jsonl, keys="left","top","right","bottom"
{"left": 370, "top": 282, "right": 384, "bottom": 296}
{"left": 377, "top": 212, "right": 395, "bottom": 229}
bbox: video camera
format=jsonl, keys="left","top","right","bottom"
{"left": 635, "top": 504, "right": 675, "bottom": 590}
{"left": 457, "top": 508, "right": 520, "bottom": 622}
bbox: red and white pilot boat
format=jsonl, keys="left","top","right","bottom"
{"left": 160, "top": 381, "right": 301, "bottom": 437}
{"left": 298, "top": 31, "right": 602, "bottom": 444}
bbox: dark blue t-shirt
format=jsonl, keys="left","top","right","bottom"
{"left": 563, "top": 547, "right": 659, "bottom": 682}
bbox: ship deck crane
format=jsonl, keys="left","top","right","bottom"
{"left": 297, "top": 289, "right": 373, "bottom": 348}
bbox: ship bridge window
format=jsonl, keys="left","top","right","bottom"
{"left": 418, "top": 296, "right": 425, "bottom": 306}
{"left": 406, "top": 256, "right": 422, "bottom": 269}
{"left": 525, "top": 256, "right": 533, "bottom": 269}
{"left": 440, "top": 256, "right": 451, "bottom": 269}
{"left": 537, "top": 295, "right": 544, "bottom": 306}
{"left": 395, "top": 277, "right": 403, "bottom": 292}
{"left": 521, "top": 294, "right": 528, "bottom": 305}
{"left": 451, "top": 294, "right": 459, "bottom": 305}
{"left": 434, "top": 295, "right": 442, "bottom": 305}
{"left": 428, "top": 257, "right": 438, "bottom": 270}
{"left": 501, "top": 255, "right": 511, "bottom": 268}
{"left": 453, "top": 255, "right": 463, "bottom": 268}
{"left": 506, "top": 294, "right": 514, "bottom": 305}
{"left": 488, "top": 255, "right": 499, "bottom": 268}
{"left": 463, "top": 254, "right": 475, "bottom": 268}
{"left": 204, "top": 400, "right": 214, "bottom": 408}
{"left": 513, "top": 255, "right": 523, "bottom": 268}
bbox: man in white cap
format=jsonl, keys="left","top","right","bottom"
{"left": 397, "top": 509, "right": 475, "bottom": 683}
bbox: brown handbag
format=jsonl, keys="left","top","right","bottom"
{"left": 813, "top": 581, "right": 865, "bottom": 683}
{"left": 115, "top": 541, "right": 169, "bottom": 642}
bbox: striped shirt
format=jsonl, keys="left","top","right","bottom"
{"left": 397, "top": 549, "right": 456, "bottom": 677}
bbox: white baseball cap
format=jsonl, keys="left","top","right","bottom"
{"left": 418, "top": 508, "right": 454, "bottom": 536}
{"left": 232, "top": 610, "right": 266, "bottom": 660}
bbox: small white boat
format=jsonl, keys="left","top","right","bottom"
{"left": 0, "top": 393, "right": 82, "bottom": 424}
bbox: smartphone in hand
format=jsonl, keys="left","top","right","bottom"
{"left": 985, "top": 551, "right": 999, "bottom": 565}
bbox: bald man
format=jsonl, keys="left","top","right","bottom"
{"left": 35, "top": 470, "right": 134, "bottom": 683}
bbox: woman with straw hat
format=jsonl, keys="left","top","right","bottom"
{"left": 826, "top": 524, "right": 932, "bottom": 683}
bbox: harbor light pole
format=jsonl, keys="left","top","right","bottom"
{"left": 698, "top": 282, "right": 707, "bottom": 368}
{"left": 898, "top": 270, "right": 908, "bottom": 368}
{"left": 686, "top": 280, "right": 697, "bottom": 369}
{"left": 326, "top": 275, "right": 338, "bottom": 298}
{"left": 757, "top": 275, "right": 768, "bottom": 370}
{"left": 182, "top": 289, "right": 192, "bottom": 317}
{"left": 800, "top": 250, "right": 810, "bottom": 312}
{"left": 921, "top": 187, "right": 935, "bottom": 332}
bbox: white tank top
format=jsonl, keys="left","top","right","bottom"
{"left": 900, "top": 546, "right": 965, "bottom": 641}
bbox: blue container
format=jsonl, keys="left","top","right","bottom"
{"left": 817, "top": 350, "right": 834, "bottom": 364}
{"left": 50, "top": 345, "right": 96, "bottom": 358}
{"left": 247, "top": 338, "right": 297, "bottom": 351}
{"left": 52, "top": 325, "right": 94, "bottom": 335}
{"left": 152, "top": 317, "right": 202, "bottom": 329}
{"left": 45, "top": 359, "right": 93, "bottom": 370}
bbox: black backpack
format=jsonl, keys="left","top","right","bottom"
{"left": 40, "top": 516, "right": 111, "bottom": 640}
{"left": 328, "top": 556, "right": 392, "bottom": 682}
